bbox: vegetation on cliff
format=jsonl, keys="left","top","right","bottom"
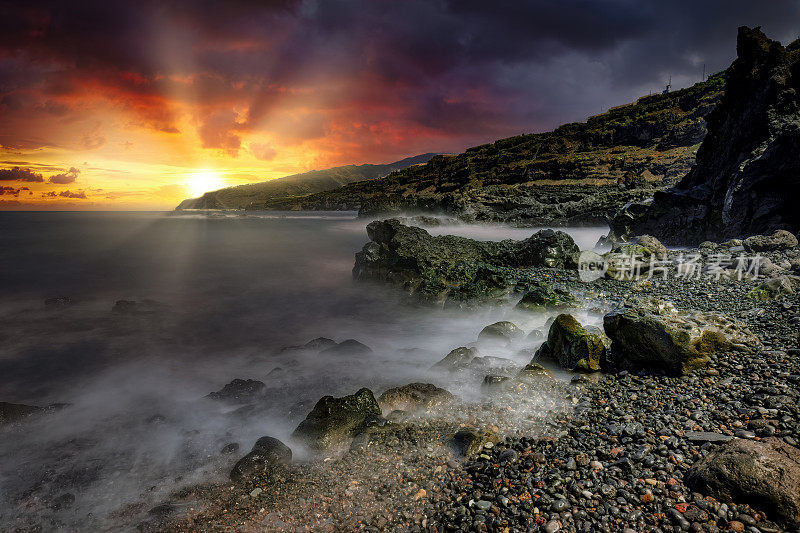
{"left": 293, "top": 74, "right": 724, "bottom": 224}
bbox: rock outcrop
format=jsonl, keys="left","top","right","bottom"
{"left": 291, "top": 388, "right": 382, "bottom": 452}
{"left": 603, "top": 300, "right": 759, "bottom": 375}
{"left": 353, "top": 219, "right": 579, "bottom": 302}
{"left": 536, "top": 314, "right": 606, "bottom": 372}
{"left": 230, "top": 436, "right": 292, "bottom": 482}
{"left": 686, "top": 437, "right": 800, "bottom": 525}
{"left": 478, "top": 321, "right": 523, "bottom": 343}
{"left": 515, "top": 283, "right": 576, "bottom": 312}
{"left": 612, "top": 27, "right": 800, "bottom": 244}
{"left": 377, "top": 383, "right": 454, "bottom": 415}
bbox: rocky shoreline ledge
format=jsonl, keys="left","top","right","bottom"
{"left": 120, "top": 222, "right": 800, "bottom": 533}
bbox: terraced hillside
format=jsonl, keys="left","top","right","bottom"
{"left": 275, "top": 74, "right": 724, "bottom": 225}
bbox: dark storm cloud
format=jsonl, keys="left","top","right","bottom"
{"left": 0, "top": 167, "right": 44, "bottom": 182}
{"left": 0, "top": 0, "right": 798, "bottom": 159}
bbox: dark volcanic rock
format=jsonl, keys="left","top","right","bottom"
{"left": 477, "top": 321, "right": 523, "bottom": 343}
{"left": 230, "top": 436, "right": 292, "bottom": 482}
{"left": 0, "top": 402, "right": 42, "bottom": 425}
{"left": 515, "top": 282, "right": 576, "bottom": 312}
{"left": 431, "top": 346, "right": 479, "bottom": 372}
{"left": 319, "top": 339, "right": 373, "bottom": 356}
{"left": 613, "top": 27, "right": 800, "bottom": 244}
{"left": 353, "top": 219, "right": 579, "bottom": 302}
{"left": 603, "top": 301, "right": 758, "bottom": 375}
{"left": 206, "top": 379, "right": 266, "bottom": 403}
{"left": 743, "top": 229, "right": 799, "bottom": 252}
{"left": 686, "top": 437, "right": 800, "bottom": 525}
{"left": 537, "top": 314, "right": 605, "bottom": 372}
{"left": 291, "top": 388, "right": 382, "bottom": 452}
{"left": 377, "top": 383, "right": 454, "bottom": 415}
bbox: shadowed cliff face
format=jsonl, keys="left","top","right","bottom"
{"left": 613, "top": 26, "right": 800, "bottom": 244}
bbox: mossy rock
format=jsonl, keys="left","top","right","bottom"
{"left": 291, "top": 388, "right": 382, "bottom": 452}
{"left": 603, "top": 309, "right": 723, "bottom": 374}
{"left": 540, "top": 314, "right": 605, "bottom": 372}
{"left": 448, "top": 428, "right": 499, "bottom": 459}
{"left": 515, "top": 283, "right": 576, "bottom": 312}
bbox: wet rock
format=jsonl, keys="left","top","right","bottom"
{"left": 515, "top": 283, "right": 576, "bottom": 312}
{"left": 537, "top": 314, "right": 605, "bottom": 372}
{"left": 743, "top": 230, "right": 799, "bottom": 252}
{"left": 352, "top": 219, "right": 579, "bottom": 302}
{"left": 516, "top": 363, "right": 555, "bottom": 381}
{"left": 0, "top": 402, "right": 42, "bottom": 425}
{"left": 448, "top": 428, "right": 499, "bottom": 459}
{"left": 44, "top": 296, "right": 74, "bottom": 308}
{"left": 478, "top": 321, "right": 523, "bottom": 343}
{"left": 319, "top": 339, "right": 373, "bottom": 356}
{"left": 304, "top": 337, "right": 337, "bottom": 350}
{"left": 377, "top": 383, "right": 454, "bottom": 415}
{"left": 206, "top": 379, "right": 266, "bottom": 403}
{"left": 291, "top": 388, "right": 382, "bottom": 452}
{"left": 686, "top": 437, "right": 800, "bottom": 524}
{"left": 747, "top": 275, "right": 796, "bottom": 300}
{"left": 112, "top": 299, "right": 168, "bottom": 315}
{"left": 220, "top": 442, "right": 240, "bottom": 455}
{"left": 432, "top": 346, "right": 479, "bottom": 372}
{"left": 603, "top": 300, "right": 758, "bottom": 374}
{"left": 230, "top": 436, "right": 292, "bottom": 482}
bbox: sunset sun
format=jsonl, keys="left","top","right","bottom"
{"left": 187, "top": 171, "right": 225, "bottom": 197}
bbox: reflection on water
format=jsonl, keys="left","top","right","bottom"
{"left": 0, "top": 211, "right": 607, "bottom": 530}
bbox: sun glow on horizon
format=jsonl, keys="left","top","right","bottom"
{"left": 187, "top": 171, "right": 226, "bottom": 197}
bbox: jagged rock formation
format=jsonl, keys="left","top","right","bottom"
{"left": 352, "top": 219, "right": 579, "bottom": 302}
{"left": 292, "top": 76, "right": 724, "bottom": 224}
{"left": 175, "top": 153, "right": 438, "bottom": 210}
{"left": 612, "top": 27, "right": 800, "bottom": 244}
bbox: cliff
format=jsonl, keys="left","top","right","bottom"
{"left": 612, "top": 27, "right": 800, "bottom": 244}
{"left": 292, "top": 74, "right": 724, "bottom": 224}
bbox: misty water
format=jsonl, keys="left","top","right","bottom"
{"left": 0, "top": 211, "right": 607, "bottom": 530}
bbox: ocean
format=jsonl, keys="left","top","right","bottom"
{"left": 0, "top": 211, "right": 607, "bottom": 530}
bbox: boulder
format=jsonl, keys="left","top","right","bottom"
{"left": 448, "top": 428, "right": 499, "bottom": 459}
{"left": 230, "top": 436, "right": 292, "bottom": 482}
{"left": 44, "top": 296, "right": 74, "bottom": 308}
{"left": 377, "top": 383, "right": 454, "bottom": 415}
{"left": 747, "top": 275, "right": 797, "bottom": 300}
{"left": 304, "top": 337, "right": 337, "bottom": 350}
{"left": 0, "top": 402, "right": 42, "bottom": 425}
{"left": 743, "top": 230, "right": 799, "bottom": 252}
{"left": 291, "top": 388, "right": 382, "bottom": 451}
{"left": 537, "top": 314, "right": 605, "bottom": 372}
{"left": 686, "top": 438, "right": 800, "bottom": 525}
{"left": 352, "top": 219, "right": 579, "bottom": 302}
{"left": 516, "top": 363, "right": 555, "bottom": 381}
{"left": 319, "top": 339, "right": 373, "bottom": 356}
{"left": 432, "top": 346, "right": 478, "bottom": 372}
{"left": 478, "top": 321, "right": 523, "bottom": 343}
{"left": 515, "top": 283, "right": 575, "bottom": 312}
{"left": 112, "top": 299, "right": 168, "bottom": 315}
{"left": 603, "top": 301, "right": 759, "bottom": 375}
{"left": 206, "top": 379, "right": 266, "bottom": 403}
{"left": 635, "top": 235, "right": 668, "bottom": 259}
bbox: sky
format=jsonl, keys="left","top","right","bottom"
{"left": 0, "top": 0, "right": 798, "bottom": 210}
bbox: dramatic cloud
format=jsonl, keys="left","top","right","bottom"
{"left": 49, "top": 167, "right": 80, "bottom": 184}
{"left": 249, "top": 143, "right": 277, "bottom": 161}
{"left": 1, "top": 0, "right": 799, "bottom": 207}
{"left": 0, "top": 167, "right": 44, "bottom": 182}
